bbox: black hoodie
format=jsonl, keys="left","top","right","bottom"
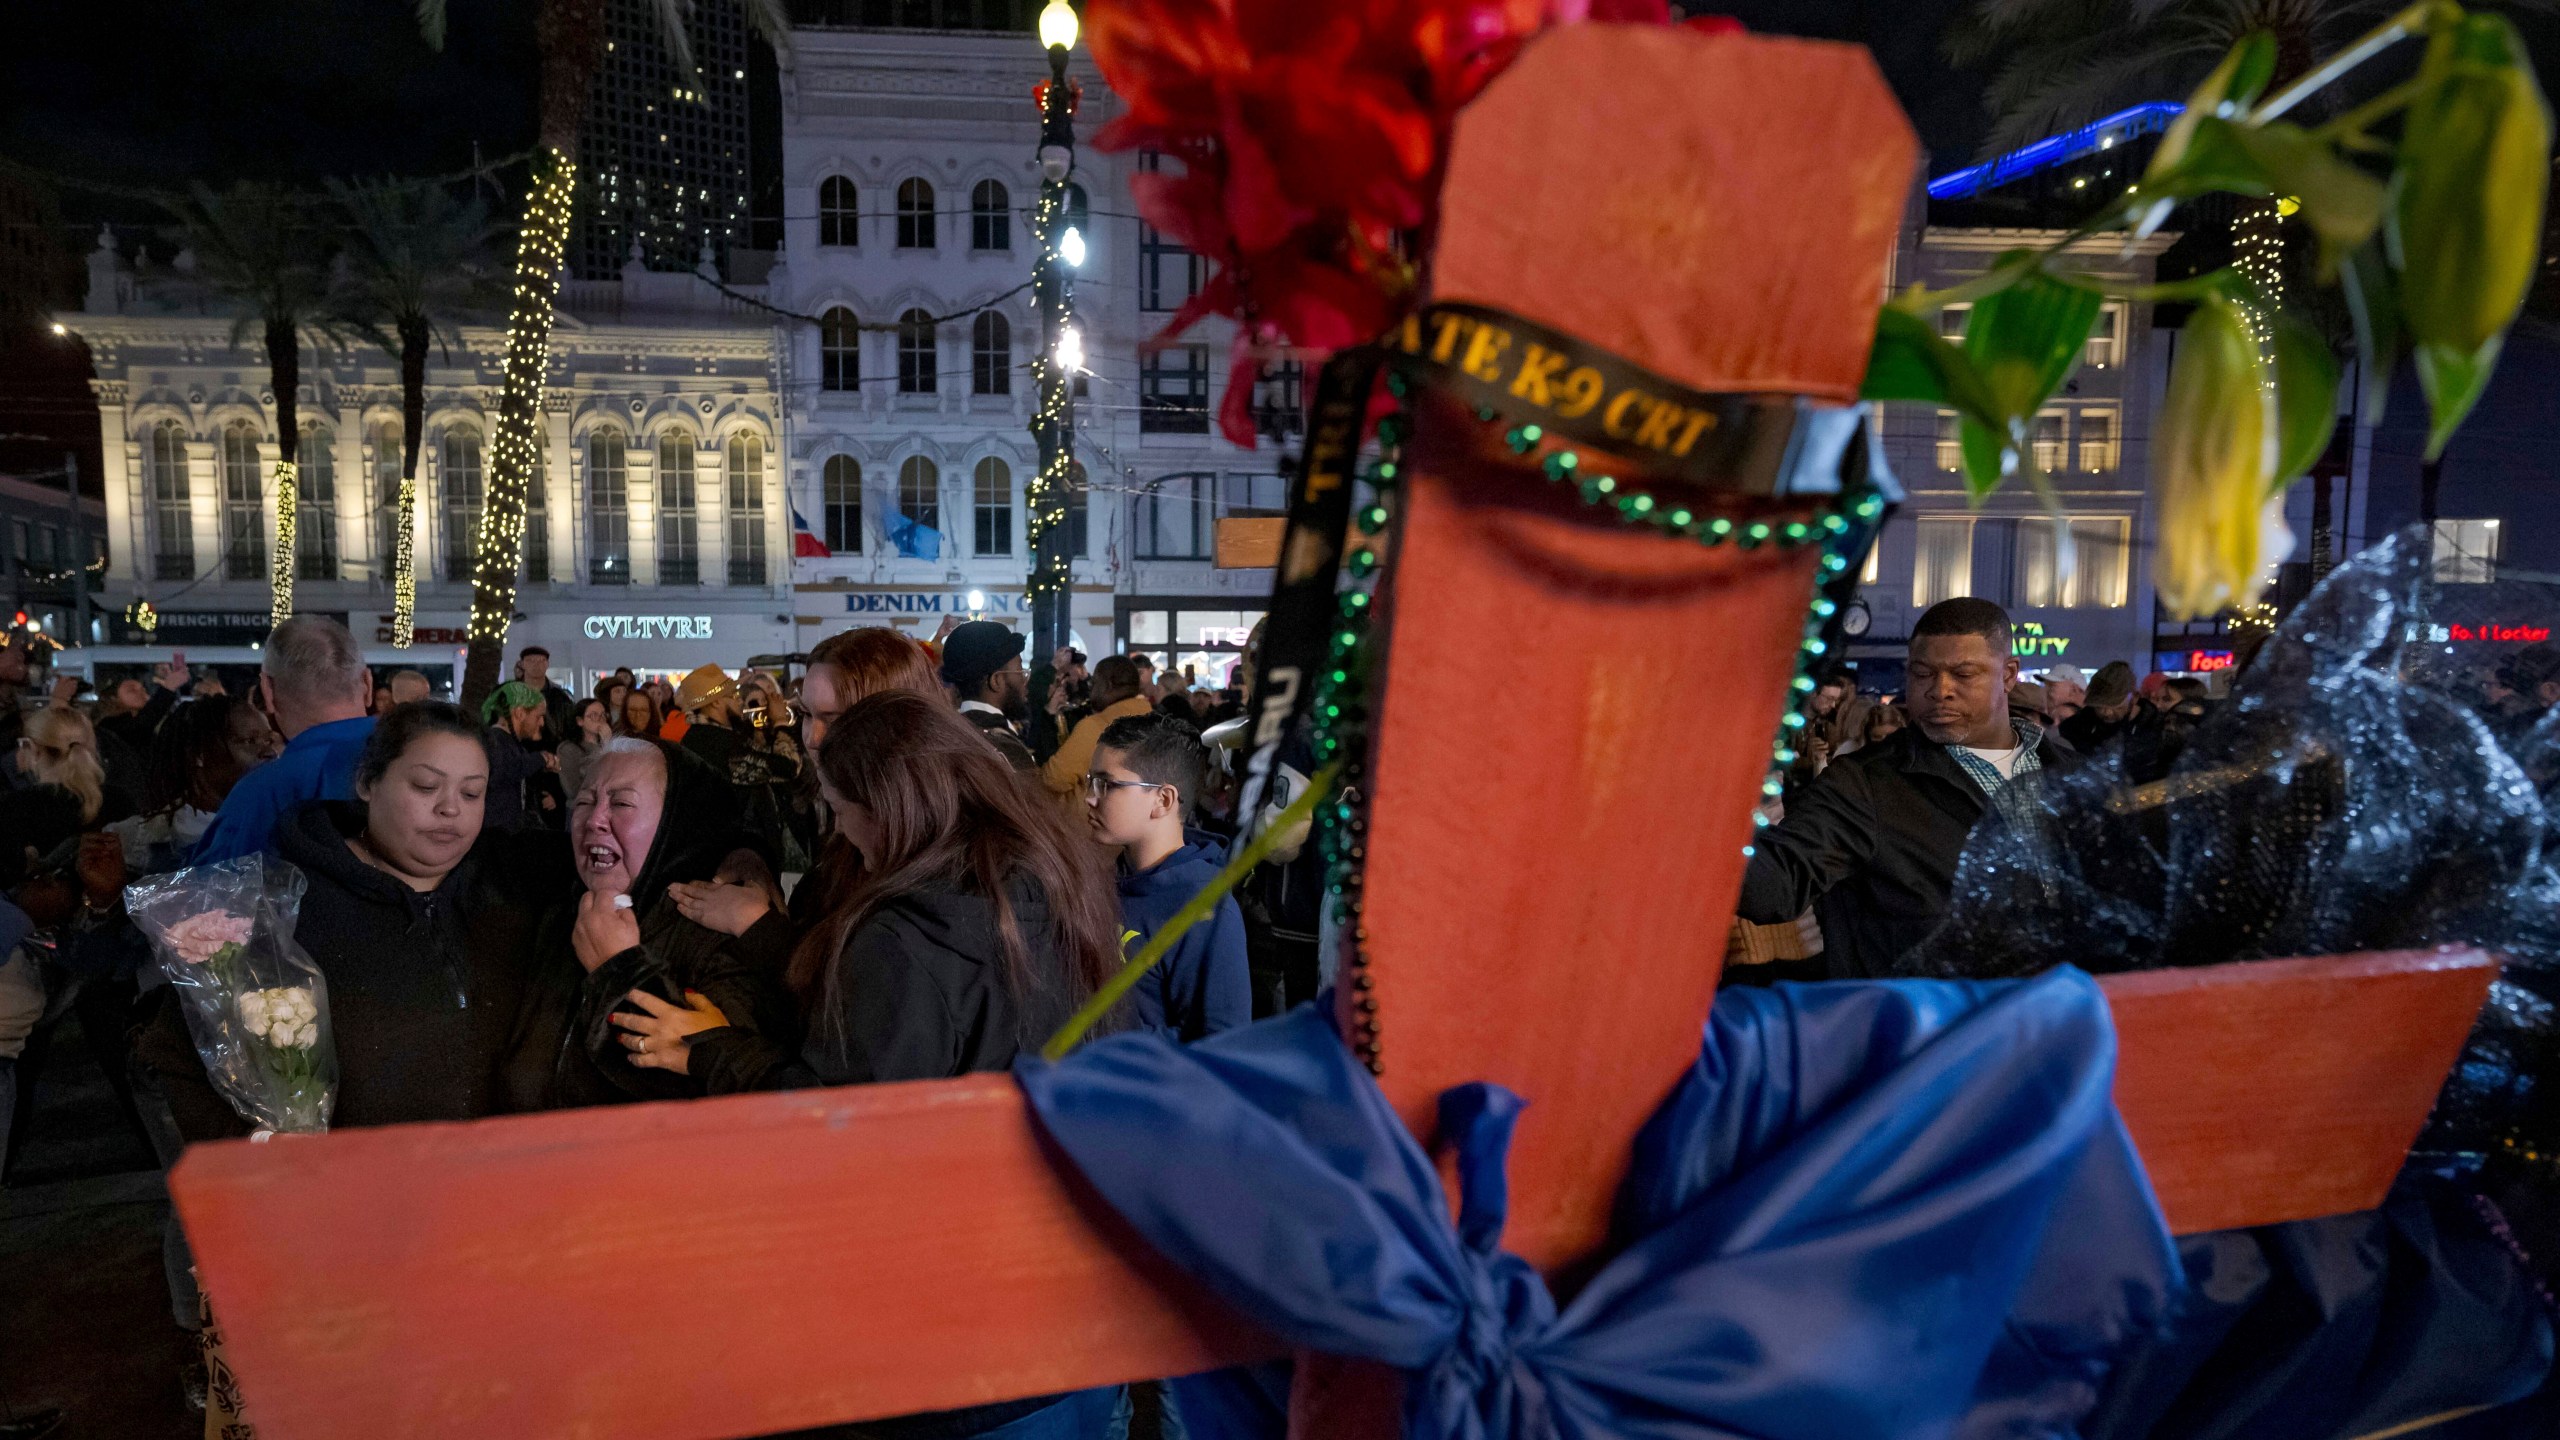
{"left": 138, "top": 800, "right": 578, "bottom": 1141}
{"left": 688, "top": 877, "right": 1082, "bottom": 1094}
{"left": 550, "top": 740, "right": 796, "bottom": 1104}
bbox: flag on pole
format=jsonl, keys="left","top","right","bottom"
{"left": 792, "top": 506, "right": 831, "bottom": 558}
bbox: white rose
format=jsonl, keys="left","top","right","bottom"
{"left": 293, "top": 1021, "right": 317, "bottom": 1049}
{"left": 268, "top": 1020, "right": 300, "bottom": 1049}
{"left": 239, "top": 992, "right": 271, "bottom": 1028}
{"left": 286, "top": 989, "right": 318, "bottom": 1023}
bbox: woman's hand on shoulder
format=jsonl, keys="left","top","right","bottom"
{"left": 668, "top": 879, "right": 771, "bottom": 938}
{"left": 572, "top": 889, "right": 643, "bottom": 972}
{"left": 612, "top": 989, "right": 729, "bottom": 1075}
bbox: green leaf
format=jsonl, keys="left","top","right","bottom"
{"left": 2271, "top": 311, "right": 2342, "bottom": 489}
{"left": 2338, "top": 238, "right": 2403, "bottom": 425}
{"left": 2391, "top": 13, "right": 2553, "bottom": 353}
{"left": 1963, "top": 257, "right": 2104, "bottom": 420}
{"left": 1863, "top": 307, "right": 2002, "bottom": 422}
{"left": 2226, "top": 122, "right": 2389, "bottom": 275}
{"left": 2151, "top": 32, "right": 2281, "bottom": 181}
{"left": 1959, "top": 415, "right": 2012, "bottom": 500}
{"left": 2415, "top": 334, "right": 2500, "bottom": 461}
{"left": 2142, "top": 116, "right": 2278, "bottom": 206}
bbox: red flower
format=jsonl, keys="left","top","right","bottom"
{"left": 1085, "top": 0, "right": 1716, "bottom": 445}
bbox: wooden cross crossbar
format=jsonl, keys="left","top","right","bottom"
{"left": 169, "top": 27, "right": 2499, "bottom": 1440}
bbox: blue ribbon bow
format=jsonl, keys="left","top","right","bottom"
{"left": 1016, "top": 970, "right": 2185, "bottom": 1440}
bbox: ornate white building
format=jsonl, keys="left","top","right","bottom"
{"left": 770, "top": 17, "right": 1286, "bottom": 686}
{"left": 62, "top": 237, "right": 794, "bottom": 694}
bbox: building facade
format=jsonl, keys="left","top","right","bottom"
{"left": 62, "top": 237, "right": 792, "bottom": 694}
{"left": 572, "top": 0, "right": 758, "bottom": 279}
{"left": 1860, "top": 224, "right": 2175, "bottom": 687}
{"left": 772, "top": 18, "right": 1285, "bottom": 688}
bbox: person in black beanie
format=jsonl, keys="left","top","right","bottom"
{"left": 940, "top": 620, "right": 1037, "bottom": 772}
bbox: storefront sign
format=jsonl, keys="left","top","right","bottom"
{"left": 2403, "top": 622, "right": 2552, "bottom": 644}
{"left": 583, "top": 614, "right": 717, "bottom": 641}
{"left": 2186, "top": 650, "right": 2236, "bottom": 673}
{"left": 2012, "top": 621, "right": 2072, "bottom": 659}
{"left": 843, "top": 592, "right": 1029, "bottom": 616}
{"left": 375, "top": 615, "right": 467, "bottom": 645}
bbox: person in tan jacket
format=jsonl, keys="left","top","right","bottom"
{"left": 1040, "top": 655, "right": 1154, "bottom": 812}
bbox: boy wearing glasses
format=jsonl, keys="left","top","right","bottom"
{"left": 1085, "top": 712, "right": 1252, "bottom": 1041}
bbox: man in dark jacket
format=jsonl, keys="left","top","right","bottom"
{"left": 940, "top": 620, "right": 1038, "bottom": 772}
{"left": 1739, "top": 597, "right": 2073, "bottom": 978}
{"left": 1087, "top": 712, "right": 1252, "bottom": 1041}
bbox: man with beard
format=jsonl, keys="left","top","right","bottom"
{"left": 939, "top": 620, "right": 1037, "bottom": 772}
{"left": 1737, "top": 597, "right": 2073, "bottom": 978}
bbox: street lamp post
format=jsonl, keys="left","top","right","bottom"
{"left": 1026, "top": 0, "right": 1082, "bottom": 663}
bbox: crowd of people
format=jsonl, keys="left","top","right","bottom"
{"left": 0, "top": 615, "right": 1288, "bottom": 1440}
{"left": 1738, "top": 597, "right": 2560, "bottom": 983}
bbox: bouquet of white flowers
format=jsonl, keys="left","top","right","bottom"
{"left": 127, "top": 854, "right": 336, "bottom": 1135}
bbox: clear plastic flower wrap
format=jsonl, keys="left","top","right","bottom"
{"left": 127, "top": 853, "right": 337, "bottom": 1135}
{"left": 1898, "top": 526, "right": 2560, "bottom": 1162}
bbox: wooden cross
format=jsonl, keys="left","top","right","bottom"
{"left": 169, "top": 27, "right": 2496, "bottom": 1440}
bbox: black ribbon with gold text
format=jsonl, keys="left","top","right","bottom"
{"left": 1237, "top": 303, "right": 1875, "bottom": 825}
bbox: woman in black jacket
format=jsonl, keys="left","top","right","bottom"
{"left": 137, "top": 703, "right": 583, "bottom": 1140}
{"left": 544, "top": 735, "right": 794, "bottom": 1106}
{"left": 612, "top": 689, "right": 1121, "bottom": 1089}
{"left": 610, "top": 690, "right": 1125, "bottom": 1440}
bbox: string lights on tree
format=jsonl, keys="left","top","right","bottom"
{"left": 2233, "top": 197, "right": 2291, "bottom": 356}
{"left": 1025, "top": 0, "right": 1083, "bottom": 657}
{"left": 463, "top": 149, "right": 577, "bottom": 698}
{"left": 394, "top": 472, "right": 419, "bottom": 647}
{"left": 270, "top": 459, "right": 299, "bottom": 626}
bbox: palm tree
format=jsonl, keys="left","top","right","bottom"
{"left": 1947, "top": 0, "right": 2412, "bottom": 154}
{"left": 329, "top": 178, "right": 504, "bottom": 649}
{"left": 165, "top": 182, "right": 338, "bottom": 624}
{"left": 416, "top": 0, "right": 791, "bottom": 709}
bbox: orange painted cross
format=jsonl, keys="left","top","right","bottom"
{"left": 168, "top": 27, "right": 2493, "bottom": 1440}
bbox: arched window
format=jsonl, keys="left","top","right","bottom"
{"left": 367, "top": 421, "right": 403, "bottom": 582}
{"left": 896, "top": 177, "right": 936, "bottom": 249}
{"left": 972, "top": 311, "right": 1011, "bottom": 396}
{"left": 146, "top": 420, "right": 193, "bottom": 580}
{"left": 823, "top": 456, "right": 862, "bottom": 555}
{"left": 727, "top": 434, "right": 767, "bottom": 586}
{"left": 221, "top": 421, "right": 265, "bottom": 580}
{"left": 821, "top": 307, "right": 859, "bottom": 392}
{"left": 440, "top": 426, "right": 483, "bottom": 582}
{"left": 818, "top": 175, "right": 858, "bottom": 247}
{"left": 971, "top": 179, "right": 1010, "bottom": 251}
{"left": 296, "top": 422, "right": 337, "bottom": 581}
{"left": 657, "top": 431, "right": 698, "bottom": 585}
{"left": 972, "top": 456, "right": 1012, "bottom": 557}
{"left": 897, "top": 456, "right": 940, "bottom": 539}
{"left": 587, "top": 427, "right": 629, "bottom": 585}
{"left": 522, "top": 443, "right": 550, "bottom": 584}
{"left": 898, "top": 308, "right": 938, "bottom": 394}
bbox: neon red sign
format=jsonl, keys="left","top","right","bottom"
{"left": 2186, "top": 650, "right": 2236, "bottom": 672}
{"left": 2449, "top": 623, "right": 2551, "bottom": 643}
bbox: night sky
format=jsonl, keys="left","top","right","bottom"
{"left": 2, "top": 0, "right": 1990, "bottom": 212}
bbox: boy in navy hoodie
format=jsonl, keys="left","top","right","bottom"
{"left": 1086, "top": 713, "right": 1253, "bottom": 1041}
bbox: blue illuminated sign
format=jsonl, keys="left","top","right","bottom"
{"left": 1927, "top": 103, "right": 2184, "bottom": 201}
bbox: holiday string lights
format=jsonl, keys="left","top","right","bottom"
{"left": 2234, "top": 198, "right": 2286, "bottom": 356}
{"left": 1024, "top": 129, "right": 1078, "bottom": 621}
{"left": 394, "top": 474, "right": 419, "bottom": 647}
{"left": 464, "top": 150, "right": 578, "bottom": 690}
{"left": 269, "top": 460, "right": 299, "bottom": 627}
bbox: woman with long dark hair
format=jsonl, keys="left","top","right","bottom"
{"left": 614, "top": 690, "right": 1120, "bottom": 1089}
{"left": 665, "top": 627, "right": 942, "bottom": 940}
{"left": 610, "top": 691, "right": 1124, "bottom": 1439}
